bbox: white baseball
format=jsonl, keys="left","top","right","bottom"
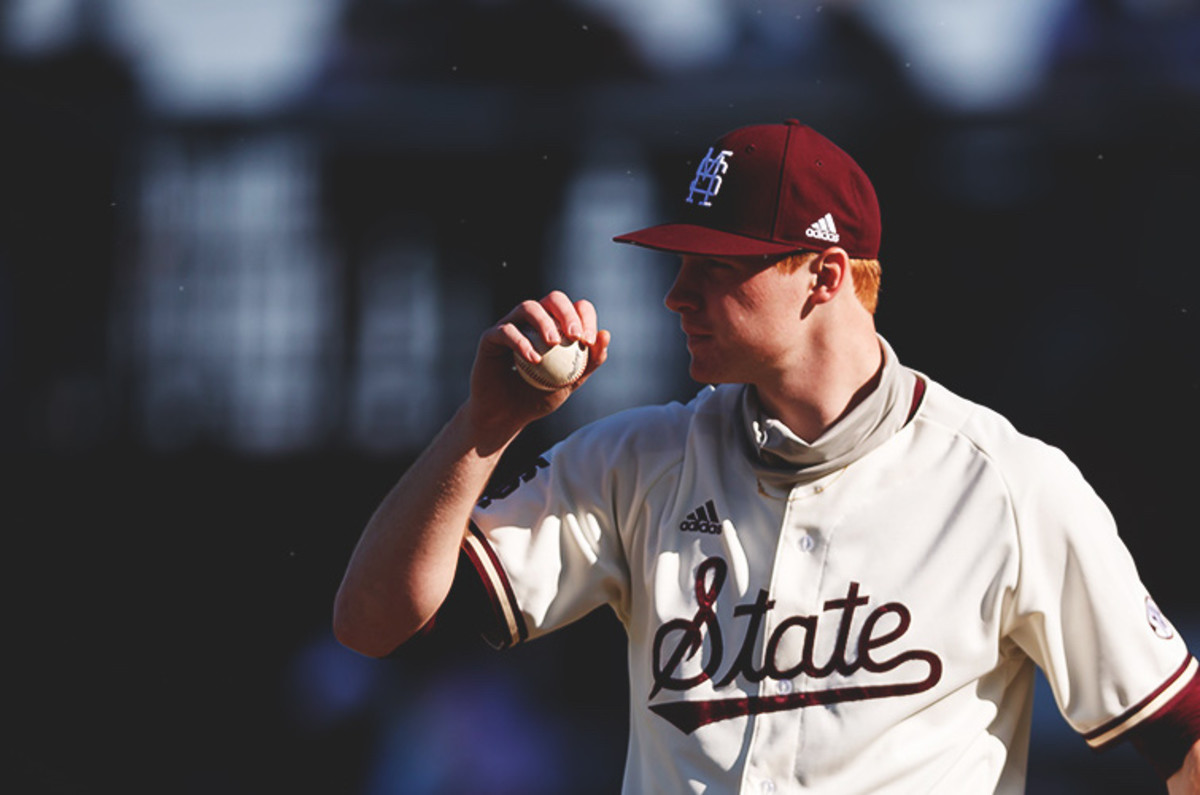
{"left": 513, "top": 327, "right": 588, "bottom": 391}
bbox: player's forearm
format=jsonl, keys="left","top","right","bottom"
{"left": 1168, "top": 740, "right": 1200, "bottom": 795}
{"left": 333, "top": 403, "right": 520, "bottom": 657}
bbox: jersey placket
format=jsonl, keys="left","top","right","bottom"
{"left": 740, "top": 472, "right": 842, "bottom": 793}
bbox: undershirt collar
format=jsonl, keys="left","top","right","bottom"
{"left": 741, "top": 336, "right": 917, "bottom": 487}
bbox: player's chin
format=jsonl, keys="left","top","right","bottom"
{"left": 685, "top": 337, "right": 736, "bottom": 382}
{"left": 686, "top": 355, "right": 734, "bottom": 385}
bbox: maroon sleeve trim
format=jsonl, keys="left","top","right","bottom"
{"left": 1125, "top": 658, "right": 1200, "bottom": 779}
{"left": 462, "top": 521, "right": 529, "bottom": 649}
{"left": 1084, "top": 655, "right": 1198, "bottom": 753}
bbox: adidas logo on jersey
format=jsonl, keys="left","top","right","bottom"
{"left": 805, "top": 212, "right": 839, "bottom": 243}
{"left": 680, "top": 500, "right": 722, "bottom": 534}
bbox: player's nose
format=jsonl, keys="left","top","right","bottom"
{"left": 664, "top": 261, "right": 700, "bottom": 314}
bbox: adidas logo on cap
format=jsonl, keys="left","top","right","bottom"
{"left": 805, "top": 213, "right": 839, "bottom": 243}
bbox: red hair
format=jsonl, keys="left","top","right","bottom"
{"left": 778, "top": 252, "right": 881, "bottom": 314}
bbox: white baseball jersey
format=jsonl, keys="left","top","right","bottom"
{"left": 463, "top": 367, "right": 1195, "bottom": 794}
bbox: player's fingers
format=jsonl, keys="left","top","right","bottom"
{"left": 592, "top": 329, "right": 611, "bottom": 367}
{"left": 574, "top": 299, "right": 598, "bottom": 345}
{"left": 541, "top": 290, "right": 584, "bottom": 342}
{"left": 481, "top": 316, "right": 541, "bottom": 364}
{"left": 499, "top": 299, "right": 560, "bottom": 347}
{"left": 579, "top": 329, "right": 611, "bottom": 379}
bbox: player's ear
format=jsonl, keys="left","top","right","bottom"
{"left": 809, "top": 247, "right": 849, "bottom": 304}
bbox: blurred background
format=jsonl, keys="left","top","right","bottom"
{"left": 4, "top": 0, "right": 1198, "bottom": 792}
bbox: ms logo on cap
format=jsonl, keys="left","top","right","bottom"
{"left": 686, "top": 147, "right": 734, "bottom": 207}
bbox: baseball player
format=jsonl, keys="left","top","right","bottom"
{"left": 334, "top": 120, "right": 1200, "bottom": 793}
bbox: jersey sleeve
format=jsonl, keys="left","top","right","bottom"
{"left": 1002, "top": 440, "right": 1197, "bottom": 769}
{"left": 461, "top": 405, "right": 682, "bottom": 649}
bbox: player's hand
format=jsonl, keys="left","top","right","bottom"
{"left": 464, "top": 290, "right": 610, "bottom": 446}
{"left": 1167, "top": 739, "right": 1200, "bottom": 795}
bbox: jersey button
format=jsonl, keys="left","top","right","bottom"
{"left": 777, "top": 679, "right": 794, "bottom": 695}
{"left": 759, "top": 780, "right": 776, "bottom": 794}
{"left": 798, "top": 532, "right": 815, "bottom": 552}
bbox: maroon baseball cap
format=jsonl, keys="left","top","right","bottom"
{"left": 614, "top": 119, "right": 881, "bottom": 259}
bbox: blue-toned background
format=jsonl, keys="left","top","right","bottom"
{"left": 4, "top": 1, "right": 1197, "bottom": 792}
